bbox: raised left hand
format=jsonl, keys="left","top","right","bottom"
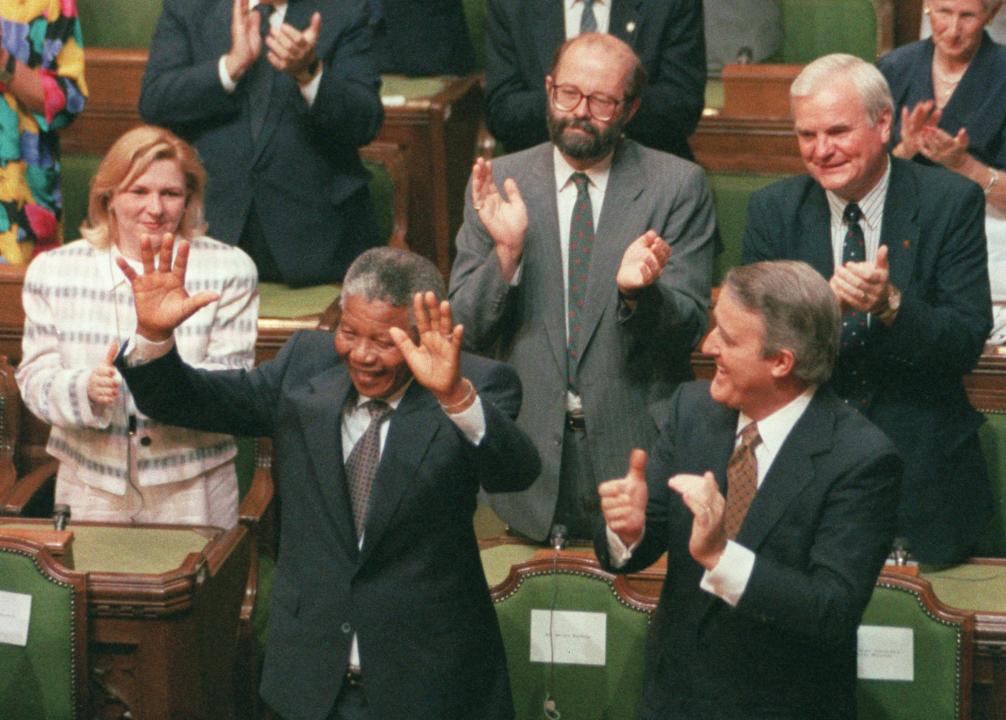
{"left": 266, "top": 11, "right": 321, "bottom": 81}
{"left": 616, "top": 230, "right": 671, "bottom": 295}
{"left": 668, "top": 471, "right": 727, "bottom": 570}
{"left": 389, "top": 291, "right": 466, "bottom": 403}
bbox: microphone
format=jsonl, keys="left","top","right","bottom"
{"left": 53, "top": 504, "right": 71, "bottom": 531}
{"left": 549, "top": 524, "right": 567, "bottom": 552}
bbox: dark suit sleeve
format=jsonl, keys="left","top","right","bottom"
{"left": 484, "top": 0, "right": 549, "bottom": 152}
{"left": 739, "top": 187, "right": 779, "bottom": 264}
{"left": 306, "top": 0, "right": 384, "bottom": 147}
{"left": 466, "top": 360, "right": 541, "bottom": 493}
{"left": 139, "top": 0, "right": 244, "bottom": 126}
{"left": 624, "top": 0, "right": 706, "bottom": 156}
{"left": 738, "top": 446, "right": 901, "bottom": 647}
{"left": 117, "top": 335, "right": 300, "bottom": 439}
{"left": 874, "top": 182, "right": 991, "bottom": 378}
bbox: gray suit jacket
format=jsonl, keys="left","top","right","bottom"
{"left": 449, "top": 140, "right": 716, "bottom": 539}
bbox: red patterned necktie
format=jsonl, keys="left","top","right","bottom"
{"left": 723, "top": 422, "right": 761, "bottom": 540}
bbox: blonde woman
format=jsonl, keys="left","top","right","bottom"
{"left": 16, "top": 125, "right": 258, "bottom": 526}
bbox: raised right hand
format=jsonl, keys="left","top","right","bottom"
{"left": 598, "top": 449, "right": 649, "bottom": 547}
{"left": 224, "top": 0, "right": 264, "bottom": 80}
{"left": 471, "top": 157, "right": 528, "bottom": 280}
{"left": 115, "top": 234, "right": 220, "bottom": 342}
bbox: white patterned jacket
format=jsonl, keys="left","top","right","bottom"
{"left": 17, "top": 237, "right": 259, "bottom": 495}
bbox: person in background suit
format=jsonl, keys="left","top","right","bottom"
{"left": 140, "top": 0, "right": 383, "bottom": 287}
{"left": 742, "top": 53, "right": 992, "bottom": 564}
{"left": 450, "top": 32, "right": 715, "bottom": 542}
{"left": 485, "top": 0, "right": 706, "bottom": 159}
{"left": 597, "top": 260, "right": 901, "bottom": 720}
{"left": 115, "top": 243, "right": 541, "bottom": 720}
{"left": 370, "top": 0, "right": 475, "bottom": 76}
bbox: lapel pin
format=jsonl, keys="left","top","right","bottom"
{"left": 626, "top": 21, "right": 636, "bottom": 33}
{"left": 902, "top": 239, "right": 910, "bottom": 249}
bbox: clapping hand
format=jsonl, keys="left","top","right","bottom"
{"left": 471, "top": 157, "right": 528, "bottom": 280}
{"left": 895, "top": 100, "right": 940, "bottom": 159}
{"left": 225, "top": 0, "right": 266, "bottom": 80}
{"left": 668, "top": 471, "right": 727, "bottom": 570}
{"left": 266, "top": 11, "right": 321, "bottom": 80}
{"left": 115, "top": 234, "right": 220, "bottom": 342}
{"left": 616, "top": 230, "right": 671, "bottom": 296}
{"left": 389, "top": 292, "right": 470, "bottom": 406}
{"left": 87, "top": 342, "right": 121, "bottom": 407}
{"left": 920, "top": 124, "right": 970, "bottom": 169}
{"left": 830, "top": 244, "right": 891, "bottom": 314}
{"left": 598, "top": 449, "right": 650, "bottom": 548}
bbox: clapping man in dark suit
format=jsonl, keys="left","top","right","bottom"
{"left": 450, "top": 32, "right": 715, "bottom": 542}
{"left": 115, "top": 241, "right": 540, "bottom": 720}
{"left": 597, "top": 260, "right": 901, "bottom": 720}
{"left": 742, "top": 53, "right": 993, "bottom": 563}
{"left": 140, "top": 0, "right": 384, "bottom": 287}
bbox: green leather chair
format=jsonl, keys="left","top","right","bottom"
{"left": 770, "top": 0, "right": 880, "bottom": 63}
{"left": 0, "top": 536, "right": 89, "bottom": 720}
{"left": 76, "top": 0, "right": 162, "bottom": 48}
{"left": 975, "top": 411, "right": 1006, "bottom": 557}
{"left": 857, "top": 572, "right": 973, "bottom": 720}
{"left": 492, "top": 555, "right": 654, "bottom": 720}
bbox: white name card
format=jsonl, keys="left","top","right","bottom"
{"left": 857, "top": 625, "right": 914, "bottom": 681}
{"left": 0, "top": 590, "right": 32, "bottom": 647}
{"left": 529, "top": 609, "right": 606, "bottom": 667}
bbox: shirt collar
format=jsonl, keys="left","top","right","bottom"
{"left": 567, "top": 0, "right": 605, "bottom": 7}
{"left": 352, "top": 379, "right": 412, "bottom": 412}
{"left": 825, "top": 157, "right": 891, "bottom": 233}
{"left": 552, "top": 146, "right": 613, "bottom": 196}
{"left": 737, "top": 386, "right": 816, "bottom": 457}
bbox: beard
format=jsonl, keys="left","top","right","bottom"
{"left": 547, "top": 107, "right": 626, "bottom": 162}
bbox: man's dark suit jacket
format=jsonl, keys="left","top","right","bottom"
{"left": 742, "top": 157, "right": 993, "bottom": 564}
{"left": 372, "top": 0, "right": 475, "bottom": 76}
{"left": 484, "top": 0, "right": 706, "bottom": 158}
{"left": 120, "top": 331, "right": 541, "bottom": 720}
{"left": 596, "top": 382, "right": 901, "bottom": 720}
{"left": 139, "top": 0, "right": 384, "bottom": 287}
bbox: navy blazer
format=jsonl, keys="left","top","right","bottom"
{"left": 596, "top": 382, "right": 900, "bottom": 720}
{"left": 140, "top": 0, "right": 384, "bottom": 287}
{"left": 120, "top": 331, "right": 541, "bottom": 720}
{"left": 879, "top": 32, "right": 1006, "bottom": 170}
{"left": 742, "top": 157, "right": 993, "bottom": 563}
{"left": 484, "top": 0, "right": 706, "bottom": 158}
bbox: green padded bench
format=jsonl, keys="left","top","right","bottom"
{"left": 768, "top": 0, "right": 882, "bottom": 64}
{"left": 707, "top": 172, "right": 789, "bottom": 285}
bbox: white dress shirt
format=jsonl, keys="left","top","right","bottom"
{"left": 564, "top": 0, "right": 611, "bottom": 38}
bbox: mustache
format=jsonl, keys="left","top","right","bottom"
{"left": 557, "top": 117, "right": 601, "bottom": 138}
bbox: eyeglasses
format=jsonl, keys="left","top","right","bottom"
{"left": 550, "top": 83, "right": 624, "bottom": 122}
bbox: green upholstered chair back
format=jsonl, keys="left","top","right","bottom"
{"left": 60, "top": 154, "right": 102, "bottom": 243}
{"left": 491, "top": 556, "right": 654, "bottom": 720}
{"left": 706, "top": 172, "right": 790, "bottom": 285}
{"left": 975, "top": 411, "right": 1006, "bottom": 557}
{"left": 771, "top": 0, "right": 879, "bottom": 63}
{"left": 0, "top": 536, "right": 88, "bottom": 720}
{"left": 77, "top": 0, "right": 162, "bottom": 48}
{"left": 857, "top": 573, "right": 972, "bottom": 720}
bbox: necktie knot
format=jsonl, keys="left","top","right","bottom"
{"left": 843, "top": 202, "right": 863, "bottom": 225}
{"left": 571, "top": 172, "right": 590, "bottom": 194}
{"left": 362, "top": 399, "right": 392, "bottom": 423}
{"left": 254, "top": 3, "right": 274, "bottom": 37}
{"left": 580, "top": 0, "right": 598, "bottom": 33}
{"left": 737, "top": 421, "right": 760, "bottom": 449}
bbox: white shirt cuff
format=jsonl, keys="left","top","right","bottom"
{"left": 605, "top": 525, "right": 642, "bottom": 568}
{"left": 446, "top": 395, "right": 486, "bottom": 445}
{"left": 125, "top": 335, "right": 176, "bottom": 367}
{"left": 699, "top": 540, "right": 755, "bottom": 607}
{"left": 218, "top": 55, "right": 237, "bottom": 92}
{"left": 299, "top": 67, "right": 322, "bottom": 106}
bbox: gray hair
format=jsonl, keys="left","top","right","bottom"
{"left": 723, "top": 261, "right": 840, "bottom": 386}
{"left": 340, "top": 247, "right": 446, "bottom": 328}
{"left": 790, "top": 53, "right": 893, "bottom": 125}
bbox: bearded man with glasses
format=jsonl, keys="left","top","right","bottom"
{"left": 450, "top": 32, "right": 716, "bottom": 543}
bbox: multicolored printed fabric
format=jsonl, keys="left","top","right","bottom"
{"left": 0, "top": 0, "right": 87, "bottom": 264}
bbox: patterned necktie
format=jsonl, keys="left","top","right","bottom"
{"left": 580, "top": 0, "right": 598, "bottom": 34}
{"left": 345, "top": 399, "right": 393, "bottom": 539}
{"left": 566, "top": 172, "right": 595, "bottom": 390}
{"left": 248, "top": 3, "right": 275, "bottom": 141}
{"left": 835, "top": 202, "right": 873, "bottom": 408}
{"left": 723, "top": 422, "right": 761, "bottom": 540}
